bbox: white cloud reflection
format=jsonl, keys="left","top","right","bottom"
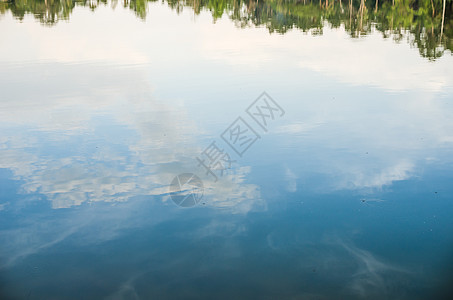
{"left": 0, "top": 63, "right": 261, "bottom": 211}
{"left": 337, "top": 239, "right": 411, "bottom": 298}
{"left": 200, "top": 19, "right": 453, "bottom": 91}
{"left": 0, "top": 0, "right": 452, "bottom": 201}
{"left": 1, "top": 3, "right": 452, "bottom": 91}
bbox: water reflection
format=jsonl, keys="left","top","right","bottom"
{"left": 1, "top": 0, "right": 453, "bottom": 299}
{"left": 0, "top": 63, "right": 262, "bottom": 212}
{"left": 1, "top": 0, "right": 452, "bottom": 59}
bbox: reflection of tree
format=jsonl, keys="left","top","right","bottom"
{"left": 1, "top": 0, "right": 452, "bottom": 59}
{"left": 3, "top": 0, "right": 78, "bottom": 24}
{"left": 1, "top": 0, "right": 154, "bottom": 23}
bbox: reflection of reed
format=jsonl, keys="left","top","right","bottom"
{"left": 441, "top": 0, "right": 446, "bottom": 39}
{"left": 359, "top": 0, "right": 365, "bottom": 34}
{"left": 349, "top": 0, "right": 352, "bottom": 30}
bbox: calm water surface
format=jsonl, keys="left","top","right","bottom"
{"left": 1, "top": 1, "right": 453, "bottom": 299}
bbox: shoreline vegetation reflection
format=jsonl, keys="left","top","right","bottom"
{"left": 0, "top": 0, "right": 452, "bottom": 60}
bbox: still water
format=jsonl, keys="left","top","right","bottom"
{"left": 1, "top": 0, "right": 453, "bottom": 299}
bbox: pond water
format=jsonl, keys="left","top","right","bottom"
{"left": 1, "top": 0, "right": 453, "bottom": 299}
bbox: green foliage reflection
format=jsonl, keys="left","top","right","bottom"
{"left": 1, "top": 0, "right": 451, "bottom": 59}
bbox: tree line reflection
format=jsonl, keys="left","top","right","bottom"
{"left": 1, "top": 0, "right": 451, "bottom": 59}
